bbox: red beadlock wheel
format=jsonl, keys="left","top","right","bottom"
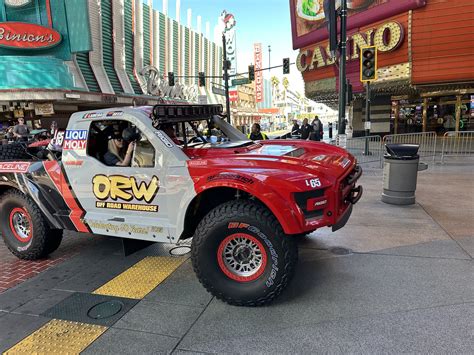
{"left": 9, "top": 207, "right": 33, "bottom": 243}
{"left": 217, "top": 233, "right": 268, "bottom": 282}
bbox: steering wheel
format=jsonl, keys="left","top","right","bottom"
{"left": 188, "top": 136, "right": 207, "bottom": 144}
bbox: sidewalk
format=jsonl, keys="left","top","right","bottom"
{"left": 0, "top": 162, "right": 472, "bottom": 353}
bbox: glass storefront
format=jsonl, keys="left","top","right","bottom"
{"left": 391, "top": 94, "right": 472, "bottom": 135}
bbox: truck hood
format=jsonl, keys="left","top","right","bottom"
{"left": 184, "top": 140, "right": 356, "bottom": 182}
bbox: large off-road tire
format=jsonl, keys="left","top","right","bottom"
{"left": 0, "top": 143, "right": 29, "bottom": 160}
{"left": 0, "top": 190, "right": 63, "bottom": 260}
{"left": 192, "top": 200, "right": 298, "bottom": 306}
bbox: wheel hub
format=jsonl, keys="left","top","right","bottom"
{"left": 218, "top": 234, "right": 267, "bottom": 281}
{"left": 10, "top": 209, "right": 32, "bottom": 241}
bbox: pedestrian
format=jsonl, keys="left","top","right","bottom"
{"left": 310, "top": 115, "right": 324, "bottom": 141}
{"left": 49, "top": 121, "right": 58, "bottom": 137}
{"left": 12, "top": 117, "right": 29, "bottom": 141}
{"left": 248, "top": 123, "right": 268, "bottom": 141}
{"left": 290, "top": 119, "right": 300, "bottom": 138}
{"left": 300, "top": 118, "right": 312, "bottom": 140}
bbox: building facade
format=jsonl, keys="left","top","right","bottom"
{"left": 291, "top": 0, "right": 474, "bottom": 136}
{"left": 0, "top": 0, "right": 223, "bottom": 130}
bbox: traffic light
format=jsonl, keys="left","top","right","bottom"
{"left": 168, "top": 72, "right": 175, "bottom": 86}
{"left": 248, "top": 65, "right": 255, "bottom": 81}
{"left": 324, "top": 0, "right": 337, "bottom": 56}
{"left": 198, "top": 72, "right": 205, "bottom": 87}
{"left": 283, "top": 58, "right": 290, "bottom": 74}
{"left": 360, "top": 46, "right": 378, "bottom": 82}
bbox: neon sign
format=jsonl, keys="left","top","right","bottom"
{"left": 0, "top": 22, "right": 62, "bottom": 49}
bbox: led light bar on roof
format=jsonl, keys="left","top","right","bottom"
{"left": 152, "top": 104, "right": 223, "bottom": 123}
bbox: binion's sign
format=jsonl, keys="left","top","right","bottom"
{"left": 0, "top": 22, "right": 62, "bottom": 49}
{"left": 139, "top": 66, "right": 199, "bottom": 102}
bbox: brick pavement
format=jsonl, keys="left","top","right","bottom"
{"left": 0, "top": 233, "right": 97, "bottom": 293}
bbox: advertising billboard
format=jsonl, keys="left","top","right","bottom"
{"left": 290, "top": 0, "right": 426, "bottom": 49}
{"left": 254, "top": 43, "right": 263, "bottom": 103}
{"left": 220, "top": 11, "right": 237, "bottom": 87}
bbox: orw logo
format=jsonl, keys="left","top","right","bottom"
{"left": 93, "top": 175, "right": 159, "bottom": 203}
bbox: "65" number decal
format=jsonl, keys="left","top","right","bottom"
{"left": 305, "top": 178, "right": 321, "bottom": 188}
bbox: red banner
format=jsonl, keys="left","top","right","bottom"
{"left": 229, "top": 90, "right": 238, "bottom": 102}
{"left": 0, "top": 22, "right": 62, "bottom": 49}
{"left": 254, "top": 43, "right": 263, "bottom": 103}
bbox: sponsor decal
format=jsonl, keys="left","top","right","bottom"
{"left": 155, "top": 131, "right": 174, "bottom": 148}
{"left": 207, "top": 173, "right": 254, "bottom": 185}
{"left": 305, "top": 178, "right": 321, "bottom": 188}
{"left": 188, "top": 160, "right": 207, "bottom": 166}
{"left": 83, "top": 112, "right": 104, "bottom": 119}
{"left": 64, "top": 160, "right": 84, "bottom": 167}
{"left": 0, "top": 22, "right": 62, "bottom": 49}
{"left": 87, "top": 220, "right": 162, "bottom": 235}
{"left": 106, "top": 111, "right": 124, "bottom": 117}
{"left": 0, "top": 162, "right": 30, "bottom": 173}
{"left": 340, "top": 158, "right": 351, "bottom": 169}
{"left": 63, "top": 130, "right": 88, "bottom": 150}
{"left": 92, "top": 175, "right": 160, "bottom": 212}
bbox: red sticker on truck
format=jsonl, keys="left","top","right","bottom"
{"left": 0, "top": 162, "right": 31, "bottom": 173}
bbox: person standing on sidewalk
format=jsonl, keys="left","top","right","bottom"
{"left": 310, "top": 115, "right": 324, "bottom": 141}
{"left": 248, "top": 123, "right": 268, "bottom": 141}
{"left": 300, "top": 118, "right": 312, "bottom": 140}
{"left": 291, "top": 120, "right": 301, "bottom": 138}
{"left": 12, "top": 118, "right": 29, "bottom": 141}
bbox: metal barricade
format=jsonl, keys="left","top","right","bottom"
{"left": 343, "top": 135, "right": 383, "bottom": 165}
{"left": 441, "top": 131, "right": 474, "bottom": 163}
{"left": 383, "top": 132, "right": 437, "bottom": 163}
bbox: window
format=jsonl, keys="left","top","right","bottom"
{"left": 87, "top": 120, "right": 155, "bottom": 168}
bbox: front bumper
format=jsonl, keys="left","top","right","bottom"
{"left": 332, "top": 166, "right": 364, "bottom": 232}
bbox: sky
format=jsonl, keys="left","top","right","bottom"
{"left": 152, "top": 0, "right": 306, "bottom": 94}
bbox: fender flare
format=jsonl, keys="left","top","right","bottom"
{"left": 179, "top": 178, "right": 304, "bottom": 236}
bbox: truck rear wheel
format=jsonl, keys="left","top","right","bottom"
{"left": 192, "top": 200, "right": 298, "bottom": 306}
{"left": 0, "top": 190, "right": 63, "bottom": 260}
{"left": 0, "top": 143, "right": 29, "bottom": 160}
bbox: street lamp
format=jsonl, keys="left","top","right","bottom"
{"left": 268, "top": 45, "right": 271, "bottom": 73}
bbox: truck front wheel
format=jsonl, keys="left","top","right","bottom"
{"left": 192, "top": 200, "right": 298, "bottom": 306}
{"left": 0, "top": 190, "right": 63, "bottom": 260}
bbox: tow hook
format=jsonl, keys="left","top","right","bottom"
{"left": 346, "top": 185, "right": 363, "bottom": 204}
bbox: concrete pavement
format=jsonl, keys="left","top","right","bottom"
{"left": 0, "top": 160, "right": 472, "bottom": 354}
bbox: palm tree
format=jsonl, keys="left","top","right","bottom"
{"left": 271, "top": 76, "right": 280, "bottom": 105}
{"left": 282, "top": 77, "right": 290, "bottom": 101}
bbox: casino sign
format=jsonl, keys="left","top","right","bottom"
{"left": 297, "top": 21, "right": 404, "bottom": 73}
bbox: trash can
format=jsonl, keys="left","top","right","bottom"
{"left": 381, "top": 144, "right": 428, "bottom": 205}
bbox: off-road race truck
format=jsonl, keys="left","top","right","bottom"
{"left": 0, "top": 104, "right": 362, "bottom": 306}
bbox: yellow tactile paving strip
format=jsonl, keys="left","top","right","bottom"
{"left": 93, "top": 256, "right": 187, "bottom": 299}
{"left": 4, "top": 256, "right": 187, "bottom": 354}
{"left": 3, "top": 319, "right": 107, "bottom": 354}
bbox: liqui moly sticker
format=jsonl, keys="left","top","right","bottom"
{"left": 63, "top": 130, "right": 88, "bottom": 150}
{"left": 0, "top": 162, "right": 31, "bottom": 173}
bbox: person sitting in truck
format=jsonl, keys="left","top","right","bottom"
{"left": 103, "top": 131, "right": 135, "bottom": 167}
{"left": 162, "top": 124, "right": 183, "bottom": 145}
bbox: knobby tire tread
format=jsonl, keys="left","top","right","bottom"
{"left": 192, "top": 200, "right": 298, "bottom": 306}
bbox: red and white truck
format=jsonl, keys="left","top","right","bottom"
{"left": 0, "top": 104, "right": 362, "bottom": 306}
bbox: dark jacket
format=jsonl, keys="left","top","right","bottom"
{"left": 300, "top": 124, "right": 312, "bottom": 140}
{"left": 310, "top": 119, "right": 324, "bottom": 141}
{"left": 291, "top": 124, "right": 300, "bottom": 135}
